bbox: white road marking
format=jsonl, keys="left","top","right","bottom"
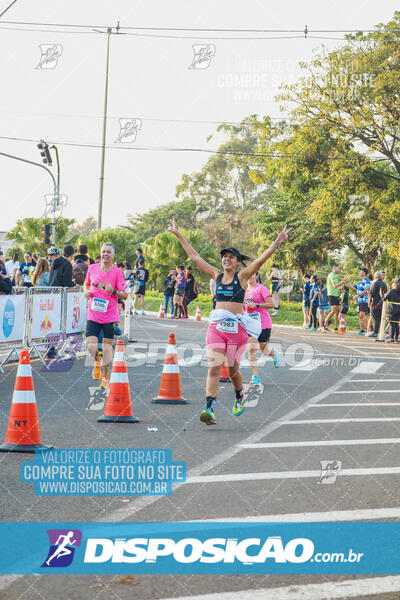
{"left": 335, "top": 389, "right": 400, "bottom": 394}
{"left": 192, "top": 506, "right": 400, "bottom": 522}
{"left": 240, "top": 438, "right": 400, "bottom": 448}
{"left": 310, "top": 402, "right": 400, "bottom": 406}
{"left": 158, "top": 577, "right": 400, "bottom": 600}
{"left": 351, "top": 361, "right": 384, "bottom": 373}
{"left": 186, "top": 466, "right": 400, "bottom": 484}
{"left": 285, "top": 418, "right": 400, "bottom": 424}
{"left": 351, "top": 378, "right": 400, "bottom": 382}
{"left": 101, "top": 372, "right": 355, "bottom": 523}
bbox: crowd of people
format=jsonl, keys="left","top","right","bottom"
{"left": 302, "top": 264, "right": 400, "bottom": 342}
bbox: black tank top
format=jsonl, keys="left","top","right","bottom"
{"left": 214, "top": 272, "right": 245, "bottom": 304}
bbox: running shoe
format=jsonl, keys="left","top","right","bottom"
{"left": 250, "top": 374, "right": 261, "bottom": 385}
{"left": 92, "top": 357, "right": 102, "bottom": 380}
{"left": 141, "top": 310, "right": 145, "bottom": 316}
{"left": 100, "top": 372, "right": 109, "bottom": 388}
{"left": 385, "top": 338, "right": 394, "bottom": 343}
{"left": 134, "top": 310, "right": 140, "bottom": 316}
{"left": 273, "top": 349, "right": 281, "bottom": 368}
{"left": 200, "top": 408, "right": 216, "bottom": 425}
{"left": 310, "top": 327, "right": 317, "bottom": 331}
{"left": 232, "top": 390, "right": 246, "bottom": 417}
{"left": 355, "top": 330, "right": 365, "bottom": 335}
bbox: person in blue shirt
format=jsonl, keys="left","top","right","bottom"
{"left": 308, "top": 275, "right": 320, "bottom": 330}
{"left": 348, "top": 267, "right": 371, "bottom": 334}
{"left": 302, "top": 274, "right": 311, "bottom": 328}
{"left": 17, "top": 252, "right": 36, "bottom": 288}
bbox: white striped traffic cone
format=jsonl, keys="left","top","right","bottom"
{"left": 158, "top": 302, "right": 165, "bottom": 318}
{"left": 0, "top": 350, "right": 54, "bottom": 452}
{"left": 152, "top": 333, "right": 187, "bottom": 404}
{"left": 98, "top": 340, "right": 139, "bottom": 423}
{"left": 195, "top": 306, "right": 201, "bottom": 322}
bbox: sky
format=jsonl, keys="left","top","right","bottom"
{"left": 0, "top": 0, "right": 398, "bottom": 233}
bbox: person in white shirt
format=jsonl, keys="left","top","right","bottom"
{"left": 5, "top": 252, "right": 20, "bottom": 284}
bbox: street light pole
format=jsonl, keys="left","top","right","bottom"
{"left": 0, "top": 151, "right": 57, "bottom": 228}
{"left": 98, "top": 27, "right": 112, "bottom": 231}
{"left": 51, "top": 145, "right": 60, "bottom": 245}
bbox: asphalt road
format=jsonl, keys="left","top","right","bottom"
{"left": 1, "top": 316, "right": 400, "bottom": 599}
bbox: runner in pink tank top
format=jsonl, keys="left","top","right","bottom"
{"left": 244, "top": 273, "right": 281, "bottom": 385}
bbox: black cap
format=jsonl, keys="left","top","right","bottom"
{"left": 220, "top": 247, "right": 242, "bottom": 260}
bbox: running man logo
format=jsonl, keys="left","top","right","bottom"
{"left": 41, "top": 529, "right": 82, "bottom": 568}
{"left": 86, "top": 387, "right": 107, "bottom": 411}
{"left": 115, "top": 118, "right": 142, "bottom": 143}
{"left": 188, "top": 44, "right": 216, "bottom": 70}
{"left": 348, "top": 194, "right": 369, "bottom": 220}
{"left": 36, "top": 44, "right": 63, "bottom": 69}
{"left": 243, "top": 383, "right": 264, "bottom": 408}
{"left": 317, "top": 460, "right": 342, "bottom": 485}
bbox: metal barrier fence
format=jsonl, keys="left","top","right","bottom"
{"left": 378, "top": 300, "right": 400, "bottom": 342}
{"left": 0, "top": 286, "right": 87, "bottom": 371}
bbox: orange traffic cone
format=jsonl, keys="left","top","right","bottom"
{"left": 0, "top": 350, "right": 54, "bottom": 452}
{"left": 152, "top": 333, "right": 188, "bottom": 404}
{"left": 195, "top": 306, "right": 201, "bottom": 322}
{"left": 158, "top": 302, "right": 165, "bottom": 319}
{"left": 219, "top": 361, "right": 230, "bottom": 382}
{"left": 339, "top": 314, "right": 346, "bottom": 334}
{"left": 98, "top": 340, "right": 139, "bottom": 423}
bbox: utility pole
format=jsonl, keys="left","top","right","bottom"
{"left": 51, "top": 145, "right": 60, "bottom": 245}
{"left": 98, "top": 27, "right": 112, "bottom": 230}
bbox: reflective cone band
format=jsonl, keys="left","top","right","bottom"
{"left": 219, "top": 361, "right": 230, "bottom": 382}
{"left": 158, "top": 302, "right": 165, "bottom": 318}
{"left": 98, "top": 340, "right": 139, "bottom": 423}
{"left": 339, "top": 314, "right": 346, "bottom": 334}
{"left": 0, "top": 350, "right": 54, "bottom": 453}
{"left": 152, "top": 333, "right": 188, "bottom": 404}
{"left": 195, "top": 306, "right": 201, "bottom": 322}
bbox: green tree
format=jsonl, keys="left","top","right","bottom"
{"left": 78, "top": 229, "right": 137, "bottom": 264}
{"left": 7, "top": 217, "right": 75, "bottom": 256}
{"left": 144, "top": 230, "right": 219, "bottom": 290}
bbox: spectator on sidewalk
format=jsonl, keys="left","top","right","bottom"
{"left": 132, "top": 258, "right": 149, "bottom": 315}
{"left": 302, "top": 273, "right": 311, "bottom": 328}
{"left": 32, "top": 258, "right": 50, "bottom": 287}
{"left": 74, "top": 244, "right": 94, "bottom": 266}
{"left": 348, "top": 267, "right": 371, "bottom": 335}
{"left": 16, "top": 252, "right": 36, "bottom": 288}
{"left": 135, "top": 248, "right": 145, "bottom": 268}
{"left": 0, "top": 260, "right": 12, "bottom": 294}
{"left": 183, "top": 266, "right": 197, "bottom": 318}
{"left": 49, "top": 245, "right": 74, "bottom": 287}
{"left": 367, "top": 271, "right": 387, "bottom": 338}
{"left": 163, "top": 268, "right": 176, "bottom": 317}
{"left": 323, "top": 264, "right": 348, "bottom": 332}
{"left": 173, "top": 265, "right": 186, "bottom": 318}
{"left": 5, "top": 252, "right": 19, "bottom": 285}
{"left": 383, "top": 279, "right": 400, "bottom": 343}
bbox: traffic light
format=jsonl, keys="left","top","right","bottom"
{"left": 42, "top": 223, "right": 51, "bottom": 245}
{"left": 37, "top": 140, "right": 52, "bottom": 166}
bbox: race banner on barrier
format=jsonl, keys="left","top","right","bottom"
{"left": 65, "top": 291, "right": 87, "bottom": 334}
{"left": 0, "top": 293, "right": 26, "bottom": 343}
{"left": 30, "top": 292, "right": 62, "bottom": 339}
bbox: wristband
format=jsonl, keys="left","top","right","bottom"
{"left": 112, "top": 288, "right": 117, "bottom": 296}
{"left": 256, "top": 303, "right": 260, "bottom": 308}
{"left": 272, "top": 241, "right": 279, "bottom": 249}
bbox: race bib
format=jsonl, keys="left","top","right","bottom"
{"left": 216, "top": 318, "right": 238, "bottom": 334}
{"left": 92, "top": 297, "right": 109, "bottom": 313}
{"left": 248, "top": 312, "right": 261, "bottom": 320}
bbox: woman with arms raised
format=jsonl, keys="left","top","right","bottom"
{"left": 168, "top": 218, "right": 292, "bottom": 426}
